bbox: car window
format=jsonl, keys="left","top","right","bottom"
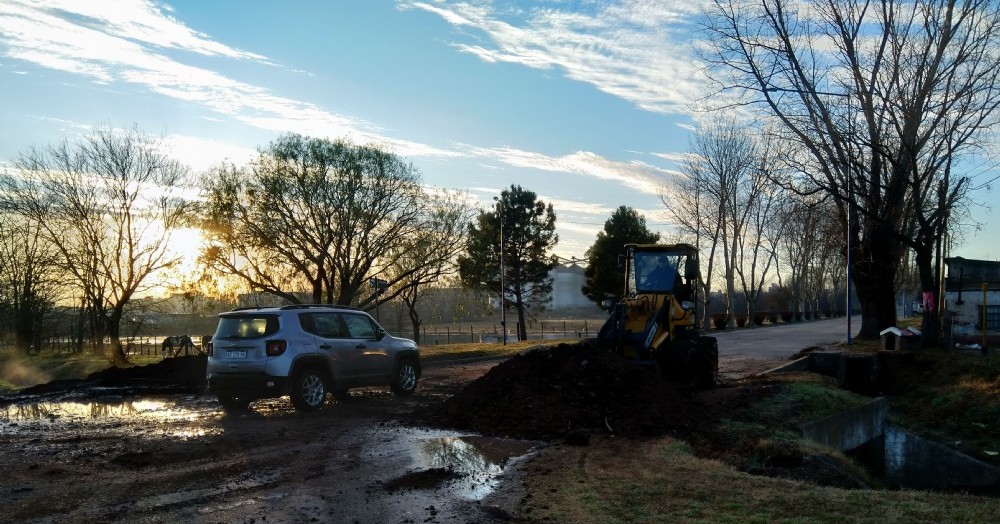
{"left": 303, "top": 313, "right": 348, "bottom": 338}
{"left": 343, "top": 314, "right": 376, "bottom": 339}
{"left": 215, "top": 315, "right": 279, "bottom": 339}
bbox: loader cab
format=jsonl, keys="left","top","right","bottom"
{"left": 625, "top": 243, "right": 698, "bottom": 302}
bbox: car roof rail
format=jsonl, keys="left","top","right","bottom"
{"left": 279, "top": 304, "right": 362, "bottom": 311}
{"left": 228, "top": 306, "right": 276, "bottom": 312}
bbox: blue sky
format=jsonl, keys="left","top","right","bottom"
{"left": 0, "top": 0, "right": 996, "bottom": 263}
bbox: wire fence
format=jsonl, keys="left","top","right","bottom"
{"left": 12, "top": 319, "right": 604, "bottom": 354}
{"left": 418, "top": 319, "right": 599, "bottom": 346}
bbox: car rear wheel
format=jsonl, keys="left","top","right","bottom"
{"left": 390, "top": 358, "right": 418, "bottom": 396}
{"left": 290, "top": 368, "right": 328, "bottom": 411}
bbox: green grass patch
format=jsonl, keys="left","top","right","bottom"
{"left": 746, "top": 379, "right": 872, "bottom": 427}
{"left": 883, "top": 351, "right": 1000, "bottom": 461}
{"left": 0, "top": 351, "right": 167, "bottom": 393}
{"left": 519, "top": 436, "right": 1000, "bottom": 524}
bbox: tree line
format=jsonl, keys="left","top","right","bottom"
{"left": 0, "top": 128, "right": 564, "bottom": 364}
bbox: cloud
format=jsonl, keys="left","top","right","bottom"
{"left": 399, "top": 0, "right": 709, "bottom": 116}
{"left": 161, "top": 134, "right": 258, "bottom": 172}
{"left": 542, "top": 196, "right": 614, "bottom": 216}
{"left": 0, "top": 0, "right": 459, "bottom": 159}
{"left": 467, "top": 145, "right": 675, "bottom": 195}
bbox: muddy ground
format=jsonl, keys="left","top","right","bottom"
{"left": 4, "top": 342, "right": 972, "bottom": 523}
{"left": 2, "top": 357, "right": 546, "bottom": 524}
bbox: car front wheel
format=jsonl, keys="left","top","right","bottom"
{"left": 390, "top": 358, "right": 418, "bottom": 396}
{"left": 290, "top": 368, "right": 328, "bottom": 411}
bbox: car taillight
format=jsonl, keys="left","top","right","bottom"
{"left": 266, "top": 340, "right": 287, "bottom": 356}
{"left": 206, "top": 340, "right": 214, "bottom": 357}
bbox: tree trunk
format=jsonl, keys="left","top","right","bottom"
{"left": 514, "top": 297, "right": 527, "bottom": 342}
{"left": 107, "top": 311, "right": 130, "bottom": 367}
{"left": 405, "top": 298, "right": 422, "bottom": 344}
{"left": 913, "top": 244, "right": 940, "bottom": 347}
{"left": 852, "top": 231, "right": 900, "bottom": 339}
{"left": 15, "top": 303, "right": 33, "bottom": 354}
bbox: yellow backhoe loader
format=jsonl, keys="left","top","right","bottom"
{"left": 596, "top": 243, "right": 718, "bottom": 389}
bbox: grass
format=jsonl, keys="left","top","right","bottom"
{"left": 744, "top": 377, "right": 872, "bottom": 426}
{"left": 0, "top": 351, "right": 163, "bottom": 393}
{"left": 709, "top": 378, "right": 873, "bottom": 474}
{"left": 884, "top": 350, "right": 1000, "bottom": 460}
{"left": 518, "top": 436, "right": 1000, "bottom": 524}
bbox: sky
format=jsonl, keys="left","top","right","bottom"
{"left": 0, "top": 0, "right": 997, "bottom": 264}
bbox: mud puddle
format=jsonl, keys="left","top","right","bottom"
{"left": 381, "top": 429, "right": 541, "bottom": 500}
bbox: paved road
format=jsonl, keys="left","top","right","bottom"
{"left": 712, "top": 316, "right": 859, "bottom": 379}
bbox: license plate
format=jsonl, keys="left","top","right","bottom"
{"left": 226, "top": 350, "right": 247, "bottom": 359}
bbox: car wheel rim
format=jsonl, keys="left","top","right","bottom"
{"left": 398, "top": 363, "right": 416, "bottom": 391}
{"left": 301, "top": 374, "right": 325, "bottom": 406}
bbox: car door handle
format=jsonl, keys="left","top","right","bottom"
{"left": 355, "top": 344, "right": 366, "bottom": 349}
{"left": 320, "top": 344, "right": 332, "bottom": 350}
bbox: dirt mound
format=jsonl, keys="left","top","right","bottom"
{"left": 424, "top": 341, "right": 705, "bottom": 440}
{"left": 11, "top": 356, "right": 207, "bottom": 398}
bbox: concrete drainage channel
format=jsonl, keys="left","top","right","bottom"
{"left": 766, "top": 352, "right": 1000, "bottom": 492}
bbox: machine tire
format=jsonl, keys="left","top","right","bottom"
{"left": 390, "top": 357, "right": 419, "bottom": 396}
{"left": 290, "top": 367, "right": 328, "bottom": 411}
{"left": 693, "top": 336, "right": 719, "bottom": 389}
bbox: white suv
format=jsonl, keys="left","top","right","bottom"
{"left": 206, "top": 305, "right": 421, "bottom": 411}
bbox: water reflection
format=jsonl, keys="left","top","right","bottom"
{"left": 0, "top": 398, "right": 217, "bottom": 439}
{"left": 422, "top": 437, "right": 504, "bottom": 476}
{"left": 3, "top": 400, "right": 162, "bottom": 422}
{"left": 410, "top": 434, "right": 539, "bottom": 500}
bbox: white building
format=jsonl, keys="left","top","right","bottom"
{"left": 550, "top": 263, "right": 600, "bottom": 311}
{"left": 944, "top": 257, "right": 1000, "bottom": 345}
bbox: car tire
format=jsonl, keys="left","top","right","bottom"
{"left": 290, "top": 368, "right": 328, "bottom": 411}
{"left": 217, "top": 395, "right": 252, "bottom": 411}
{"left": 390, "top": 358, "right": 418, "bottom": 396}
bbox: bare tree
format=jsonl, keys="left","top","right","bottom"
{"left": 383, "top": 190, "right": 475, "bottom": 342}
{"left": 776, "top": 197, "right": 846, "bottom": 318}
{"left": 704, "top": 0, "right": 1000, "bottom": 338}
{"left": 1, "top": 125, "right": 192, "bottom": 365}
{"left": 661, "top": 119, "right": 761, "bottom": 328}
{"left": 0, "top": 212, "right": 61, "bottom": 353}
{"left": 200, "top": 134, "right": 424, "bottom": 307}
{"left": 733, "top": 137, "right": 786, "bottom": 324}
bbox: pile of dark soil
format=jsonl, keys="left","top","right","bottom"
{"left": 423, "top": 341, "right": 707, "bottom": 441}
{"left": 10, "top": 355, "right": 207, "bottom": 398}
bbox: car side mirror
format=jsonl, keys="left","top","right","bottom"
{"left": 374, "top": 328, "right": 386, "bottom": 341}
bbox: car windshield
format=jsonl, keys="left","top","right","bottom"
{"left": 215, "top": 315, "right": 280, "bottom": 339}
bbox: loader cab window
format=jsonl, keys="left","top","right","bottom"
{"left": 633, "top": 252, "right": 683, "bottom": 294}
